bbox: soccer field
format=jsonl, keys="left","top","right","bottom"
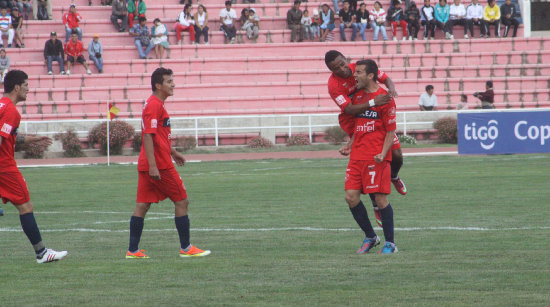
{"left": 1, "top": 154, "right": 550, "bottom": 306}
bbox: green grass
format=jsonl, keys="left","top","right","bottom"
{"left": 1, "top": 154, "right": 549, "bottom": 306}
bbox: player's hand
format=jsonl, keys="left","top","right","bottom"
{"left": 388, "top": 88, "right": 398, "bottom": 98}
{"left": 374, "top": 154, "right": 384, "bottom": 163}
{"left": 172, "top": 151, "right": 186, "bottom": 166}
{"left": 27, "top": 135, "right": 52, "bottom": 147}
{"left": 339, "top": 143, "right": 351, "bottom": 156}
{"left": 149, "top": 166, "right": 161, "bottom": 180}
{"left": 373, "top": 94, "right": 391, "bottom": 106}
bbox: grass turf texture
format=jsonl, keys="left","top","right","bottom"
{"left": 1, "top": 154, "right": 549, "bottom": 306}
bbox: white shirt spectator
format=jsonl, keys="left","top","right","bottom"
{"left": 449, "top": 3, "right": 466, "bottom": 20}
{"left": 0, "top": 13, "right": 12, "bottom": 31}
{"left": 220, "top": 8, "right": 237, "bottom": 26}
{"left": 418, "top": 92, "right": 438, "bottom": 107}
{"left": 421, "top": 6, "right": 435, "bottom": 21}
{"left": 466, "top": 3, "right": 483, "bottom": 19}
{"left": 177, "top": 12, "right": 195, "bottom": 27}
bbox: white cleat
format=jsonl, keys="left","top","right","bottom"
{"left": 37, "top": 249, "right": 68, "bottom": 263}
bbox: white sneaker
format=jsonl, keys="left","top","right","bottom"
{"left": 204, "top": 42, "right": 210, "bottom": 45}
{"left": 408, "top": 36, "right": 412, "bottom": 40}
{"left": 66, "top": 70, "right": 71, "bottom": 75}
{"left": 402, "top": 37, "right": 407, "bottom": 41}
{"left": 445, "top": 32, "right": 450, "bottom": 39}
{"left": 60, "top": 71, "right": 65, "bottom": 75}
{"left": 413, "top": 38, "right": 417, "bottom": 40}
{"left": 393, "top": 37, "right": 397, "bottom": 41}
{"left": 423, "top": 37, "right": 428, "bottom": 40}
{"left": 450, "top": 34, "right": 455, "bottom": 39}
{"left": 86, "top": 69, "right": 92, "bottom": 75}
{"left": 464, "top": 34, "right": 469, "bottom": 39}
{"left": 36, "top": 248, "right": 68, "bottom": 263}
{"left": 47, "top": 71, "right": 53, "bottom": 75}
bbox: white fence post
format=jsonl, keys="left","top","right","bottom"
{"left": 403, "top": 112, "right": 407, "bottom": 136}
{"left": 308, "top": 115, "right": 312, "bottom": 143}
{"left": 214, "top": 117, "right": 219, "bottom": 147}
{"left": 194, "top": 118, "right": 199, "bottom": 147}
{"left": 288, "top": 115, "right": 292, "bottom": 138}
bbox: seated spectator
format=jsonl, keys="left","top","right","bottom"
{"left": 370, "top": 1, "right": 388, "bottom": 41}
{"left": 220, "top": 1, "right": 237, "bottom": 44}
{"left": 16, "top": 0, "right": 31, "bottom": 20}
{"left": 339, "top": 1, "right": 356, "bottom": 41}
{"left": 500, "top": 0, "right": 519, "bottom": 38}
{"left": 44, "top": 31, "right": 64, "bottom": 75}
{"left": 194, "top": 4, "right": 209, "bottom": 44}
{"left": 89, "top": 0, "right": 112, "bottom": 5}
{"left": 151, "top": 18, "right": 169, "bottom": 59}
{"left": 302, "top": 9, "right": 313, "bottom": 40}
{"left": 175, "top": 4, "right": 195, "bottom": 45}
{"left": 63, "top": 4, "right": 82, "bottom": 43}
{"left": 33, "top": 0, "right": 52, "bottom": 20}
{"left": 130, "top": 16, "right": 153, "bottom": 59}
{"left": 243, "top": 8, "right": 260, "bottom": 41}
{"left": 448, "top": 0, "right": 467, "bottom": 39}
{"left": 311, "top": 9, "right": 320, "bottom": 39}
{"left": 88, "top": 33, "right": 103, "bottom": 73}
{"left": 0, "top": 48, "right": 9, "bottom": 83}
{"left": 421, "top": 0, "right": 435, "bottom": 39}
{"left": 388, "top": 0, "right": 407, "bottom": 41}
{"left": 434, "top": 0, "right": 450, "bottom": 39}
{"left": 418, "top": 85, "right": 438, "bottom": 111}
{"left": 406, "top": 1, "right": 420, "bottom": 40}
{"left": 64, "top": 31, "right": 91, "bottom": 75}
{"left": 466, "top": 0, "right": 484, "bottom": 38}
{"left": 457, "top": 94, "right": 468, "bottom": 110}
{"left": 473, "top": 80, "right": 495, "bottom": 109}
{"left": 482, "top": 0, "right": 500, "bottom": 38}
{"left": 128, "top": 0, "right": 146, "bottom": 29}
{"left": 11, "top": 7, "right": 24, "bottom": 47}
{"left": 354, "top": 3, "right": 370, "bottom": 41}
{"left": 319, "top": 3, "right": 335, "bottom": 42}
{"left": 1, "top": 0, "right": 15, "bottom": 10}
{"left": 287, "top": 0, "right": 304, "bottom": 42}
{"left": 111, "top": 0, "right": 128, "bottom": 32}
{"left": 0, "top": 7, "right": 14, "bottom": 48}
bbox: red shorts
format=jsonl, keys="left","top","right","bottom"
{"left": 136, "top": 167, "right": 187, "bottom": 204}
{"left": 0, "top": 170, "right": 31, "bottom": 205}
{"left": 391, "top": 133, "right": 401, "bottom": 151}
{"left": 345, "top": 160, "right": 391, "bottom": 195}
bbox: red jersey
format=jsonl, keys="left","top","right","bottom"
{"left": 350, "top": 87, "right": 396, "bottom": 161}
{"left": 64, "top": 39, "right": 84, "bottom": 57}
{"left": 0, "top": 97, "right": 20, "bottom": 172}
{"left": 137, "top": 95, "right": 174, "bottom": 171}
{"left": 62, "top": 12, "right": 82, "bottom": 29}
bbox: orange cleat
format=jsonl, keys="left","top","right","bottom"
{"left": 179, "top": 245, "right": 211, "bottom": 258}
{"left": 126, "top": 249, "right": 150, "bottom": 259}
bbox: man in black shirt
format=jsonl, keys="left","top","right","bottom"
{"left": 43, "top": 32, "right": 65, "bottom": 75}
{"left": 500, "top": 0, "right": 519, "bottom": 37}
{"left": 339, "top": 1, "right": 356, "bottom": 41}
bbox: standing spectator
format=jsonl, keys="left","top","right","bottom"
{"left": 405, "top": 1, "right": 420, "bottom": 40}
{"left": 11, "top": 7, "right": 24, "bottom": 48}
{"left": 44, "top": 31, "right": 64, "bottom": 75}
{"left": 332, "top": 0, "right": 340, "bottom": 15}
{"left": 219, "top": 1, "right": 237, "bottom": 44}
{"left": 482, "top": 0, "right": 500, "bottom": 38}
{"left": 339, "top": 1, "right": 356, "bottom": 41}
{"left": 130, "top": 16, "right": 153, "bottom": 59}
{"left": 388, "top": 0, "right": 407, "bottom": 41}
{"left": 319, "top": 3, "right": 335, "bottom": 42}
{"left": 128, "top": 0, "right": 146, "bottom": 29}
{"left": 287, "top": 0, "right": 304, "bottom": 42}
{"left": 110, "top": 0, "right": 128, "bottom": 32}
{"left": 421, "top": 0, "right": 435, "bottom": 40}
{"left": 244, "top": 8, "right": 260, "bottom": 41}
{"left": 354, "top": 3, "right": 369, "bottom": 41}
{"left": 311, "top": 9, "right": 321, "bottom": 39}
{"left": 88, "top": 33, "right": 103, "bottom": 73}
{"left": 434, "top": 0, "right": 450, "bottom": 39}
{"left": 64, "top": 31, "right": 92, "bottom": 75}
{"left": 151, "top": 18, "right": 169, "bottom": 59}
{"left": 500, "top": 0, "right": 519, "bottom": 38}
{"left": 0, "top": 49, "right": 9, "bottom": 83}
{"left": 302, "top": 9, "right": 314, "bottom": 40}
{"left": 448, "top": 0, "right": 467, "bottom": 39}
{"left": 16, "top": 0, "right": 31, "bottom": 20}
{"left": 473, "top": 80, "right": 495, "bottom": 109}
{"left": 418, "top": 85, "right": 438, "bottom": 111}
{"left": 0, "top": 7, "right": 14, "bottom": 48}
{"left": 466, "top": 0, "right": 484, "bottom": 38}
{"left": 62, "top": 4, "right": 82, "bottom": 43}
{"left": 175, "top": 4, "right": 195, "bottom": 45}
{"left": 33, "top": 0, "right": 51, "bottom": 20}
{"left": 194, "top": 4, "right": 209, "bottom": 44}
{"left": 457, "top": 94, "right": 468, "bottom": 110}
{"left": 370, "top": 1, "right": 388, "bottom": 41}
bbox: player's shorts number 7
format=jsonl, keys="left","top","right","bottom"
{"left": 369, "top": 171, "right": 376, "bottom": 184}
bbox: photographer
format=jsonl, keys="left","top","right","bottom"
{"left": 473, "top": 80, "right": 495, "bottom": 109}
{"left": 88, "top": 34, "right": 103, "bottom": 73}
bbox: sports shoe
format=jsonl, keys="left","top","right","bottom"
{"left": 66, "top": 70, "right": 71, "bottom": 75}
{"left": 47, "top": 71, "right": 53, "bottom": 75}
{"left": 126, "top": 249, "right": 150, "bottom": 259}
{"left": 374, "top": 208, "right": 382, "bottom": 227}
{"left": 464, "top": 34, "right": 469, "bottom": 39}
{"left": 408, "top": 36, "right": 412, "bottom": 40}
{"left": 391, "top": 177, "right": 408, "bottom": 195}
{"left": 379, "top": 242, "right": 398, "bottom": 254}
{"left": 444, "top": 32, "right": 450, "bottom": 39}
{"left": 86, "top": 69, "right": 92, "bottom": 75}
{"left": 60, "top": 71, "right": 66, "bottom": 75}
{"left": 0, "top": 207, "right": 4, "bottom": 216}
{"left": 393, "top": 37, "right": 397, "bottom": 41}
{"left": 36, "top": 248, "right": 68, "bottom": 263}
{"left": 423, "top": 37, "right": 427, "bottom": 40}
{"left": 179, "top": 245, "right": 211, "bottom": 257}
{"left": 357, "top": 236, "right": 380, "bottom": 254}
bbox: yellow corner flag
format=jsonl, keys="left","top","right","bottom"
{"left": 108, "top": 103, "right": 120, "bottom": 120}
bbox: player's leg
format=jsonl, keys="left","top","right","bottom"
{"left": 126, "top": 202, "right": 151, "bottom": 258}
{"left": 173, "top": 198, "right": 209, "bottom": 257}
{"left": 390, "top": 135, "right": 407, "bottom": 195}
{"left": 373, "top": 193, "right": 397, "bottom": 254}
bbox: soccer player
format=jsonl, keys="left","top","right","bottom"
{"left": 0, "top": 70, "right": 68, "bottom": 263}
{"left": 346, "top": 59, "right": 398, "bottom": 254}
{"left": 126, "top": 67, "right": 210, "bottom": 259}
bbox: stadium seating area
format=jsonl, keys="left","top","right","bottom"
{"left": 9, "top": 0, "right": 548, "bottom": 121}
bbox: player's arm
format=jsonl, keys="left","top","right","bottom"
{"left": 375, "top": 131, "right": 395, "bottom": 163}
{"left": 339, "top": 133, "right": 354, "bottom": 156}
{"left": 343, "top": 94, "right": 391, "bottom": 115}
{"left": 171, "top": 147, "right": 185, "bottom": 166}
{"left": 384, "top": 76, "right": 398, "bottom": 98}
{"left": 143, "top": 133, "right": 160, "bottom": 180}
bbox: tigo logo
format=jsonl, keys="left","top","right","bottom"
{"left": 463, "top": 120, "right": 498, "bottom": 150}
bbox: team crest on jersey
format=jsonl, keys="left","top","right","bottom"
{"left": 389, "top": 107, "right": 396, "bottom": 116}
{"left": 368, "top": 164, "right": 375, "bottom": 170}
{"left": 1, "top": 122, "right": 12, "bottom": 134}
{"left": 151, "top": 119, "right": 158, "bottom": 128}
{"left": 357, "top": 110, "right": 379, "bottom": 119}
{"left": 335, "top": 95, "right": 346, "bottom": 106}
{"left": 163, "top": 118, "right": 171, "bottom": 127}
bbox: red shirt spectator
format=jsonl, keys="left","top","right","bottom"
{"left": 64, "top": 39, "right": 84, "bottom": 58}
{"left": 62, "top": 7, "right": 82, "bottom": 29}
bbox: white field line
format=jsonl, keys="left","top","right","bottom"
{"left": 37, "top": 211, "right": 172, "bottom": 216}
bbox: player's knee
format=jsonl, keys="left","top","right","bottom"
{"left": 16, "top": 201, "right": 34, "bottom": 215}
{"left": 175, "top": 198, "right": 189, "bottom": 209}
{"left": 392, "top": 148, "right": 403, "bottom": 162}
{"left": 374, "top": 194, "right": 388, "bottom": 209}
{"left": 345, "top": 194, "right": 360, "bottom": 207}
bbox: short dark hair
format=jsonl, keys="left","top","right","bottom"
{"left": 461, "top": 94, "right": 467, "bottom": 101}
{"left": 71, "top": 30, "right": 78, "bottom": 35}
{"left": 294, "top": 0, "right": 301, "bottom": 5}
{"left": 426, "top": 85, "right": 434, "bottom": 92}
{"left": 151, "top": 67, "right": 173, "bottom": 92}
{"left": 374, "top": 1, "right": 383, "bottom": 8}
{"left": 356, "top": 59, "right": 379, "bottom": 82}
{"left": 4, "top": 70, "right": 28, "bottom": 94}
{"left": 324, "top": 50, "right": 344, "bottom": 68}
{"left": 225, "top": 0, "right": 232, "bottom": 5}
{"left": 138, "top": 16, "right": 146, "bottom": 23}
{"left": 486, "top": 80, "right": 493, "bottom": 88}
{"left": 360, "top": 3, "right": 366, "bottom": 6}
{"left": 392, "top": 0, "right": 401, "bottom": 6}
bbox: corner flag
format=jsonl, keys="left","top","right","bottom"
{"left": 108, "top": 103, "right": 120, "bottom": 120}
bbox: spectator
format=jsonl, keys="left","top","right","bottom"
{"left": 448, "top": 0, "right": 467, "bottom": 39}
{"left": 219, "top": 1, "right": 237, "bottom": 44}
{"left": 388, "top": 0, "right": 407, "bottom": 41}
{"left": 0, "top": 49, "right": 9, "bottom": 83}
{"left": 319, "top": 3, "right": 335, "bottom": 42}
{"left": 482, "top": 0, "right": 500, "bottom": 38}
{"left": 418, "top": 85, "right": 438, "bottom": 111}
{"left": 466, "top": 0, "right": 484, "bottom": 38}
{"left": 128, "top": 0, "right": 146, "bottom": 29}
{"left": 151, "top": 18, "right": 169, "bottom": 59}
{"left": 434, "top": 0, "right": 450, "bottom": 39}
{"left": 287, "top": 0, "right": 304, "bottom": 42}
{"left": 64, "top": 31, "right": 91, "bottom": 75}
{"left": 332, "top": 0, "right": 339, "bottom": 15}
{"left": 239, "top": 8, "right": 249, "bottom": 32}
{"left": 129, "top": 16, "right": 153, "bottom": 59}
{"left": 175, "top": 4, "right": 195, "bottom": 45}
{"left": 354, "top": 3, "right": 369, "bottom": 41}
{"left": 110, "top": 0, "right": 128, "bottom": 32}
{"left": 88, "top": 33, "right": 103, "bottom": 73}
{"left": 339, "top": 1, "right": 356, "bottom": 41}
{"left": 421, "top": 0, "right": 435, "bottom": 39}
{"left": 405, "top": 1, "right": 420, "bottom": 40}
{"left": 370, "top": 1, "right": 388, "bottom": 41}
{"left": 194, "top": 4, "right": 209, "bottom": 44}
{"left": 302, "top": 9, "right": 314, "bottom": 40}
{"left": 0, "top": 7, "right": 14, "bottom": 48}
{"left": 11, "top": 7, "right": 24, "bottom": 48}
{"left": 244, "top": 8, "right": 260, "bottom": 41}
{"left": 311, "top": 9, "right": 321, "bottom": 39}
{"left": 348, "top": 0, "right": 357, "bottom": 13}
{"left": 16, "top": 0, "right": 31, "bottom": 20}
{"left": 473, "top": 80, "right": 495, "bottom": 109}
{"left": 33, "top": 0, "right": 51, "bottom": 20}
{"left": 457, "top": 94, "right": 468, "bottom": 110}
{"left": 500, "top": 0, "right": 518, "bottom": 38}
{"left": 44, "top": 31, "right": 64, "bottom": 75}
{"left": 62, "top": 4, "right": 82, "bottom": 43}
{"left": 1, "top": 0, "right": 15, "bottom": 10}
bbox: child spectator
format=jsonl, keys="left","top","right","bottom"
{"left": 16, "top": 0, "right": 31, "bottom": 20}
{"left": 128, "top": 0, "right": 146, "bottom": 29}
{"left": 220, "top": 1, "right": 237, "bottom": 44}
{"left": 151, "top": 18, "right": 169, "bottom": 59}
{"left": 457, "top": 94, "right": 468, "bottom": 110}
{"left": 311, "top": 9, "right": 320, "bottom": 39}
{"left": 354, "top": 3, "right": 369, "bottom": 41}
{"left": 194, "top": 4, "right": 209, "bottom": 44}
{"left": 62, "top": 4, "right": 82, "bottom": 43}
{"left": 466, "top": 0, "right": 484, "bottom": 38}
{"left": 500, "top": 0, "right": 518, "bottom": 38}
{"left": 448, "top": 0, "right": 467, "bottom": 39}
{"left": 406, "top": 1, "right": 420, "bottom": 40}
{"left": 33, "top": 0, "right": 51, "bottom": 20}
{"left": 88, "top": 33, "right": 103, "bottom": 73}
{"left": 11, "top": 7, "right": 24, "bottom": 47}
{"left": 0, "top": 48, "right": 9, "bottom": 83}
{"left": 64, "top": 31, "right": 91, "bottom": 75}
{"left": 44, "top": 31, "right": 64, "bottom": 75}
{"left": 388, "top": 0, "right": 407, "bottom": 41}
{"left": 287, "top": 0, "right": 304, "bottom": 42}
{"left": 111, "top": 0, "right": 128, "bottom": 32}
{"left": 482, "top": 0, "right": 500, "bottom": 37}
{"left": 244, "top": 8, "right": 260, "bottom": 41}
{"left": 370, "top": 1, "right": 388, "bottom": 41}
{"left": 302, "top": 9, "right": 314, "bottom": 40}
{"left": 319, "top": 3, "right": 335, "bottom": 42}
{"left": 421, "top": 0, "right": 435, "bottom": 39}
{"left": 129, "top": 16, "right": 153, "bottom": 59}
{"left": 175, "top": 4, "right": 195, "bottom": 44}
{"left": 435, "top": 0, "right": 450, "bottom": 39}
{"left": 0, "top": 7, "right": 14, "bottom": 48}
